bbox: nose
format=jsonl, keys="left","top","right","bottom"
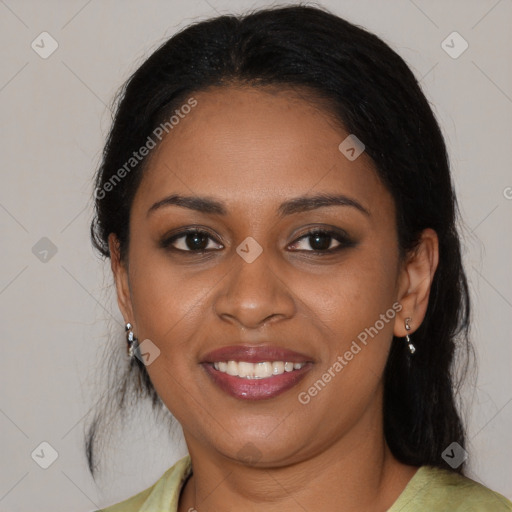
{"left": 213, "top": 250, "right": 296, "bottom": 330}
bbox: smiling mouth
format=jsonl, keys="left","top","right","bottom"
{"left": 200, "top": 344, "right": 314, "bottom": 400}
{"left": 211, "top": 360, "right": 306, "bottom": 379}
{"left": 202, "top": 360, "right": 312, "bottom": 400}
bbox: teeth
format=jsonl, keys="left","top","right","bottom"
{"left": 272, "top": 361, "right": 284, "bottom": 375}
{"left": 226, "top": 360, "right": 238, "bottom": 376}
{"left": 238, "top": 362, "right": 253, "bottom": 378}
{"left": 212, "top": 360, "right": 305, "bottom": 379}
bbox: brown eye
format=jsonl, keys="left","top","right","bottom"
{"left": 161, "top": 229, "right": 223, "bottom": 252}
{"left": 289, "top": 229, "right": 355, "bottom": 253}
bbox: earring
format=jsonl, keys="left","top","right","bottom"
{"left": 404, "top": 317, "right": 416, "bottom": 354}
{"left": 125, "top": 322, "right": 137, "bottom": 358}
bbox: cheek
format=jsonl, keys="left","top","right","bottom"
{"left": 300, "top": 240, "right": 400, "bottom": 399}
{"left": 294, "top": 266, "right": 399, "bottom": 435}
{"left": 306, "top": 243, "right": 399, "bottom": 337}
{"left": 126, "top": 249, "right": 209, "bottom": 419}
{"left": 127, "top": 247, "right": 209, "bottom": 356}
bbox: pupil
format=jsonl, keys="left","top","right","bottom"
{"left": 310, "top": 233, "right": 331, "bottom": 251}
{"left": 186, "top": 232, "right": 208, "bottom": 250}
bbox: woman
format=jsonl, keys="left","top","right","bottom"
{"left": 88, "top": 4, "right": 512, "bottom": 511}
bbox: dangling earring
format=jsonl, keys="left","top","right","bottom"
{"left": 125, "top": 322, "right": 137, "bottom": 358}
{"left": 404, "top": 317, "right": 416, "bottom": 354}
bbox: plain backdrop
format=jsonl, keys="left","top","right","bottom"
{"left": 1, "top": 0, "right": 511, "bottom": 510}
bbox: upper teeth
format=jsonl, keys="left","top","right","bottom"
{"left": 213, "top": 361, "right": 305, "bottom": 379}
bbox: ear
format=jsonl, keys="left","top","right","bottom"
{"left": 108, "top": 233, "right": 135, "bottom": 327}
{"left": 394, "top": 228, "right": 439, "bottom": 337}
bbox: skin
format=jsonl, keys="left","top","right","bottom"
{"left": 109, "top": 85, "right": 439, "bottom": 512}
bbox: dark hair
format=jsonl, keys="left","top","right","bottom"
{"left": 88, "top": 3, "right": 472, "bottom": 477}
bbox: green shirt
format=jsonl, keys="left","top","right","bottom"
{"left": 98, "top": 455, "right": 512, "bottom": 511}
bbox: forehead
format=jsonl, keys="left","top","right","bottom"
{"left": 133, "top": 85, "right": 392, "bottom": 221}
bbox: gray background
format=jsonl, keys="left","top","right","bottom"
{"left": 1, "top": 0, "right": 511, "bottom": 510}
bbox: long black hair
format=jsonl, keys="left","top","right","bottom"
{"left": 88, "top": 3, "right": 472, "bottom": 477}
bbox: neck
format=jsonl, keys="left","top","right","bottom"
{"left": 178, "top": 400, "right": 418, "bottom": 512}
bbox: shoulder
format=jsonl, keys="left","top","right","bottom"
{"left": 95, "top": 455, "right": 192, "bottom": 512}
{"left": 390, "top": 465, "right": 512, "bottom": 512}
{"left": 95, "top": 485, "right": 154, "bottom": 512}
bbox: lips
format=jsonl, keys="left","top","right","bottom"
{"left": 201, "top": 345, "right": 312, "bottom": 364}
{"left": 200, "top": 345, "right": 314, "bottom": 401}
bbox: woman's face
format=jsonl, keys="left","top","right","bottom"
{"left": 111, "top": 85, "right": 425, "bottom": 466}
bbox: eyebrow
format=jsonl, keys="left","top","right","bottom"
{"left": 147, "top": 193, "right": 370, "bottom": 218}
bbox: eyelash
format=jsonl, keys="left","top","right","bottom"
{"left": 160, "top": 227, "right": 355, "bottom": 255}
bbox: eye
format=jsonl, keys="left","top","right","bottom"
{"left": 160, "top": 227, "right": 355, "bottom": 254}
{"left": 288, "top": 229, "right": 355, "bottom": 253}
{"left": 161, "top": 229, "right": 223, "bottom": 252}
